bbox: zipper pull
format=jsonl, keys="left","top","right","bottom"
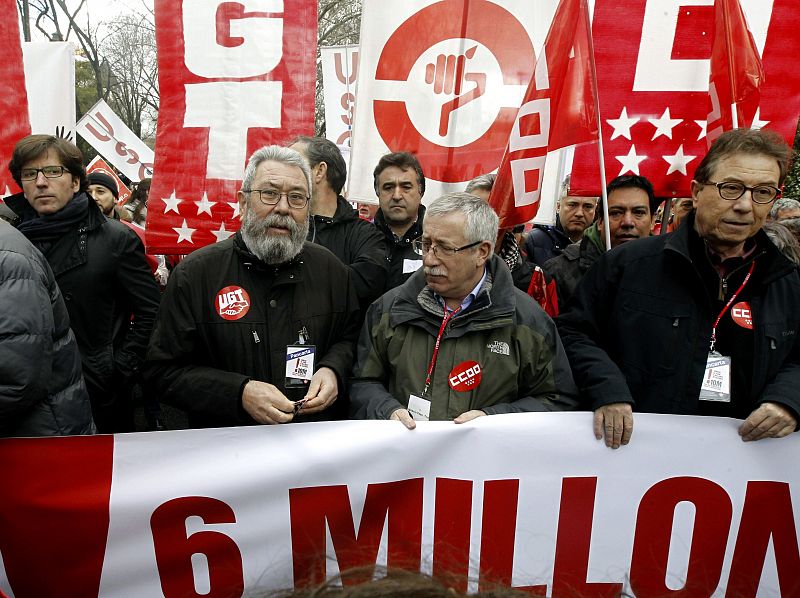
{"left": 252, "top": 331, "right": 260, "bottom": 344}
{"left": 673, "top": 318, "right": 680, "bottom": 327}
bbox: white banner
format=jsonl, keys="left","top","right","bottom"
{"left": 76, "top": 99, "right": 155, "bottom": 183}
{"left": 22, "top": 42, "right": 76, "bottom": 139}
{"left": 321, "top": 45, "right": 359, "bottom": 148}
{"left": 348, "top": 0, "right": 567, "bottom": 206}
{"left": 1, "top": 413, "right": 798, "bottom": 596}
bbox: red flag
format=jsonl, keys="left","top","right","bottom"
{"left": 706, "top": 0, "right": 765, "bottom": 145}
{"left": 0, "top": 0, "right": 31, "bottom": 199}
{"left": 489, "top": 0, "right": 598, "bottom": 229}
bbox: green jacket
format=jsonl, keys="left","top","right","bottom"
{"left": 350, "top": 255, "right": 579, "bottom": 420}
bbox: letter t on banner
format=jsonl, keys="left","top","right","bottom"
{"left": 489, "top": 0, "right": 598, "bottom": 230}
{"left": 0, "top": 0, "right": 32, "bottom": 199}
{"left": 706, "top": 0, "right": 765, "bottom": 145}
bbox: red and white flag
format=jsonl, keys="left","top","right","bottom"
{"left": 145, "top": 0, "right": 317, "bottom": 255}
{"left": 0, "top": 0, "right": 31, "bottom": 199}
{"left": 488, "top": 0, "right": 597, "bottom": 230}
{"left": 706, "top": 0, "right": 765, "bottom": 145}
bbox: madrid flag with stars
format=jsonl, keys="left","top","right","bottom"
{"left": 145, "top": 0, "right": 316, "bottom": 254}
{"left": 570, "top": 0, "right": 800, "bottom": 198}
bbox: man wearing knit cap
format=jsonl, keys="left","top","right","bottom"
{"left": 87, "top": 171, "right": 124, "bottom": 220}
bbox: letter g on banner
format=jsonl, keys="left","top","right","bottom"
{"left": 183, "top": 0, "right": 284, "bottom": 78}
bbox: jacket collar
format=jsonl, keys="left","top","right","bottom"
{"left": 375, "top": 204, "right": 426, "bottom": 242}
{"left": 6, "top": 190, "right": 105, "bottom": 232}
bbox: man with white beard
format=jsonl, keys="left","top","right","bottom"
{"left": 144, "top": 146, "right": 361, "bottom": 428}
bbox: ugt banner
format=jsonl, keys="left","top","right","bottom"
{"left": 570, "top": 0, "right": 800, "bottom": 198}
{"left": 1, "top": 414, "right": 798, "bottom": 596}
{"left": 347, "top": 0, "right": 560, "bottom": 203}
{"left": 146, "top": 0, "right": 317, "bottom": 255}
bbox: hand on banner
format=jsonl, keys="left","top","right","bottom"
{"left": 454, "top": 410, "right": 486, "bottom": 424}
{"left": 300, "top": 367, "right": 339, "bottom": 414}
{"left": 390, "top": 408, "right": 416, "bottom": 430}
{"left": 242, "top": 380, "right": 295, "bottom": 425}
{"left": 54, "top": 125, "right": 73, "bottom": 142}
{"left": 594, "top": 403, "right": 634, "bottom": 449}
{"left": 425, "top": 45, "right": 486, "bottom": 137}
{"left": 739, "top": 402, "right": 798, "bottom": 441}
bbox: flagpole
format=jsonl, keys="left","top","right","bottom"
{"left": 722, "top": 0, "right": 740, "bottom": 128}
{"left": 582, "top": 0, "right": 610, "bottom": 250}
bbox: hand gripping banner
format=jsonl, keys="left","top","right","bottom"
{"left": 146, "top": 0, "right": 317, "bottom": 254}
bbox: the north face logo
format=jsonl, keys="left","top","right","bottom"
{"left": 487, "top": 341, "right": 510, "bottom": 355}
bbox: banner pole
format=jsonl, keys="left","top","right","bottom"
{"left": 582, "top": 0, "right": 610, "bottom": 251}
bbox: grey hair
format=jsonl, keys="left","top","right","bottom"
{"left": 426, "top": 192, "right": 499, "bottom": 252}
{"left": 764, "top": 221, "right": 800, "bottom": 265}
{"left": 241, "top": 145, "right": 312, "bottom": 194}
{"left": 465, "top": 173, "right": 496, "bottom": 194}
{"left": 769, "top": 197, "right": 800, "bottom": 220}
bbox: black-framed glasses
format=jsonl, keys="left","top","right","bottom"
{"left": 246, "top": 189, "right": 309, "bottom": 209}
{"left": 20, "top": 165, "right": 68, "bottom": 181}
{"left": 412, "top": 237, "right": 481, "bottom": 257}
{"left": 705, "top": 181, "right": 781, "bottom": 205}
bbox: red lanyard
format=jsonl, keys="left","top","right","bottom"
{"left": 422, "top": 307, "right": 460, "bottom": 397}
{"left": 710, "top": 260, "right": 755, "bottom": 352}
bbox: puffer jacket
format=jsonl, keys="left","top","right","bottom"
{"left": 350, "top": 254, "right": 579, "bottom": 420}
{"left": 0, "top": 222, "right": 94, "bottom": 437}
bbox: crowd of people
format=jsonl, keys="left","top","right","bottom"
{"left": 0, "top": 128, "right": 798, "bottom": 447}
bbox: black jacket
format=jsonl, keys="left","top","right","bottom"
{"left": 557, "top": 214, "right": 800, "bottom": 420}
{"left": 7, "top": 192, "right": 161, "bottom": 432}
{"left": 524, "top": 218, "right": 572, "bottom": 267}
{"left": 375, "top": 204, "right": 425, "bottom": 292}
{"left": 0, "top": 222, "right": 94, "bottom": 437}
{"left": 542, "top": 223, "right": 605, "bottom": 308}
{"left": 308, "top": 195, "right": 388, "bottom": 307}
{"left": 143, "top": 233, "right": 361, "bottom": 428}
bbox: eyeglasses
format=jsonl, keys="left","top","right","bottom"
{"left": 704, "top": 181, "right": 781, "bottom": 205}
{"left": 413, "top": 238, "right": 481, "bottom": 257}
{"left": 20, "top": 165, "right": 68, "bottom": 181}
{"left": 246, "top": 189, "right": 309, "bottom": 209}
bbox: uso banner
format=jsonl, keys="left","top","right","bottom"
{"left": 1, "top": 413, "right": 798, "bottom": 596}
{"left": 146, "top": 0, "right": 317, "bottom": 254}
{"left": 320, "top": 45, "right": 359, "bottom": 148}
{"left": 570, "top": 0, "right": 800, "bottom": 197}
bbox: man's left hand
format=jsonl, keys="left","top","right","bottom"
{"left": 454, "top": 410, "right": 486, "bottom": 424}
{"left": 299, "top": 367, "right": 339, "bottom": 414}
{"left": 739, "top": 402, "right": 798, "bottom": 441}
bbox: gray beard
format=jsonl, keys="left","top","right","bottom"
{"left": 240, "top": 208, "right": 309, "bottom": 265}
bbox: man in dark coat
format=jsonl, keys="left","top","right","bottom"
{"left": 0, "top": 220, "right": 94, "bottom": 437}
{"left": 143, "top": 145, "right": 361, "bottom": 428}
{"left": 6, "top": 135, "right": 161, "bottom": 433}
{"left": 372, "top": 152, "right": 427, "bottom": 291}
{"left": 558, "top": 129, "right": 800, "bottom": 449}
{"left": 290, "top": 136, "right": 387, "bottom": 307}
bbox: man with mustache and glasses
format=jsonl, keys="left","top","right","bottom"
{"left": 543, "top": 174, "right": 657, "bottom": 308}
{"left": 350, "top": 193, "right": 578, "bottom": 429}
{"left": 558, "top": 129, "right": 800, "bottom": 449}
{"left": 144, "top": 146, "right": 360, "bottom": 428}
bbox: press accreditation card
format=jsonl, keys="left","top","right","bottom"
{"left": 285, "top": 345, "right": 315, "bottom": 387}
{"left": 699, "top": 352, "right": 731, "bottom": 402}
{"left": 407, "top": 394, "right": 431, "bottom": 421}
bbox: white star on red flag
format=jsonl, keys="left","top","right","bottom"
{"left": 173, "top": 219, "right": 196, "bottom": 244}
{"left": 694, "top": 120, "right": 708, "bottom": 141}
{"left": 607, "top": 107, "right": 639, "bottom": 141}
{"left": 227, "top": 201, "right": 241, "bottom": 219}
{"left": 211, "top": 222, "right": 234, "bottom": 243}
{"left": 162, "top": 191, "right": 183, "bottom": 215}
{"left": 750, "top": 108, "right": 770, "bottom": 129}
{"left": 616, "top": 145, "right": 647, "bottom": 176}
{"left": 196, "top": 192, "right": 216, "bottom": 216}
{"left": 663, "top": 145, "right": 697, "bottom": 176}
{"left": 648, "top": 108, "right": 682, "bottom": 140}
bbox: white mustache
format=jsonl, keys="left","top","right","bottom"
{"left": 263, "top": 213, "right": 298, "bottom": 231}
{"left": 424, "top": 267, "right": 447, "bottom": 277}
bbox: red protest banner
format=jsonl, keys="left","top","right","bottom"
{"left": 570, "top": 0, "right": 800, "bottom": 197}
{"left": 0, "top": 0, "right": 31, "bottom": 199}
{"left": 86, "top": 156, "right": 133, "bottom": 204}
{"left": 146, "top": 0, "right": 317, "bottom": 254}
